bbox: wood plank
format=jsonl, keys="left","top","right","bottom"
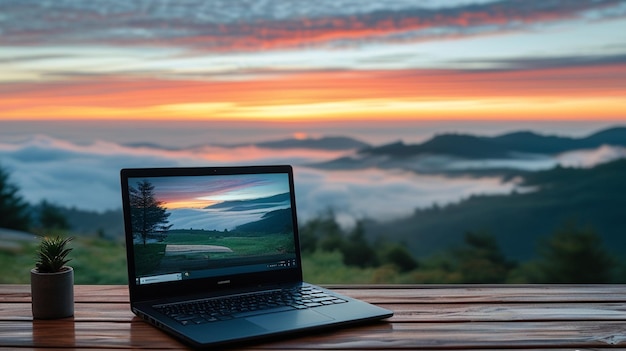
{"left": 4, "top": 302, "right": 626, "bottom": 323}
{"left": 2, "top": 320, "right": 626, "bottom": 349}
{"left": 4, "top": 284, "right": 626, "bottom": 303}
{"left": 223, "top": 321, "right": 626, "bottom": 349}
{"left": 0, "top": 303, "right": 136, "bottom": 321}
{"left": 0, "top": 320, "right": 185, "bottom": 349}
{"left": 330, "top": 285, "right": 626, "bottom": 303}
{"left": 386, "top": 302, "right": 626, "bottom": 322}
{"left": 0, "top": 284, "right": 130, "bottom": 303}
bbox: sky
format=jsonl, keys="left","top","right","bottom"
{"left": 128, "top": 173, "right": 289, "bottom": 210}
{"left": 1, "top": 0, "right": 625, "bottom": 126}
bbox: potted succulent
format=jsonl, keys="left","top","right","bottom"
{"left": 30, "top": 235, "right": 75, "bottom": 319}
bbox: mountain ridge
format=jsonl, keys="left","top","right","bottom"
{"left": 123, "top": 135, "right": 370, "bottom": 152}
{"left": 205, "top": 192, "right": 290, "bottom": 210}
{"left": 310, "top": 126, "right": 626, "bottom": 173}
{"left": 363, "top": 126, "right": 626, "bottom": 158}
{"left": 122, "top": 127, "right": 626, "bottom": 156}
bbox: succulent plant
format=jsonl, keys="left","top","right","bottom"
{"left": 35, "top": 235, "right": 74, "bottom": 273}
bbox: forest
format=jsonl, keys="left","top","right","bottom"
{"left": 0, "top": 161, "right": 624, "bottom": 284}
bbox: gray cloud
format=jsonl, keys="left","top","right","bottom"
{"left": 0, "top": 135, "right": 517, "bottom": 219}
{"left": 455, "top": 53, "right": 626, "bottom": 71}
{"left": 2, "top": 0, "right": 624, "bottom": 50}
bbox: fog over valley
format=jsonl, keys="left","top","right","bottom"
{"left": 1, "top": 125, "right": 625, "bottom": 228}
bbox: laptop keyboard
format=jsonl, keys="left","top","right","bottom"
{"left": 154, "top": 285, "right": 347, "bottom": 326}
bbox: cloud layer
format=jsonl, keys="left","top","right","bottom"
{"left": 2, "top": 134, "right": 624, "bottom": 227}
{"left": 3, "top": 0, "right": 624, "bottom": 52}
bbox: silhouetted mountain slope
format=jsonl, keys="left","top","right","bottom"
{"left": 31, "top": 205, "right": 124, "bottom": 238}
{"left": 234, "top": 208, "right": 293, "bottom": 234}
{"left": 241, "top": 136, "right": 370, "bottom": 150}
{"left": 364, "top": 158, "right": 626, "bottom": 261}
{"left": 363, "top": 135, "right": 509, "bottom": 159}
{"left": 585, "top": 127, "right": 626, "bottom": 145}
{"left": 359, "top": 126, "right": 626, "bottom": 159}
{"left": 415, "top": 134, "right": 510, "bottom": 158}
{"left": 123, "top": 142, "right": 182, "bottom": 151}
{"left": 125, "top": 136, "right": 370, "bottom": 151}
{"left": 205, "top": 193, "right": 290, "bottom": 210}
{"left": 311, "top": 126, "right": 626, "bottom": 173}
{"left": 489, "top": 131, "right": 579, "bottom": 154}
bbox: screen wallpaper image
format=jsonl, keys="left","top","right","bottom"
{"left": 128, "top": 173, "right": 297, "bottom": 281}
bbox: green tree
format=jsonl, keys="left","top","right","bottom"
{"left": 380, "top": 244, "right": 418, "bottom": 272}
{"left": 341, "top": 221, "right": 379, "bottom": 268}
{"left": 0, "top": 164, "right": 31, "bottom": 231}
{"left": 434, "top": 231, "right": 513, "bottom": 283}
{"left": 37, "top": 200, "right": 70, "bottom": 231}
{"left": 300, "top": 213, "right": 381, "bottom": 268}
{"left": 455, "top": 231, "right": 513, "bottom": 283}
{"left": 534, "top": 223, "right": 615, "bottom": 283}
{"left": 129, "top": 180, "right": 172, "bottom": 245}
{"left": 298, "top": 218, "right": 321, "bottom": 253}
{"left": 306, "top": 210, "right": 344, "bottom": 252}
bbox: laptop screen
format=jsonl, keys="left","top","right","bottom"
{"left": 122, "top": 167, "right": 299, "bottom": 287}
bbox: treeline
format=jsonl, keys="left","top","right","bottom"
{"left": 364, "top": 159, "right": 626, "bottom": 262}
{"left": 0, "top": 165, "right": 122, "bottom": 238}
{"left": 300, "top": 211, "right": 418, "bottom": 273}
{"left": 2, "top": 163, "right": 624, "bottom": 284}
{"left": 299, "top": 211, "right": 622, "bottom": 284}
{"left": 0, "top": 165, "right": 68, "bottom": 233}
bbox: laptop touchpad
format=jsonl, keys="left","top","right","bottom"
{"left": 247, "top": 310, "right": 334, "bottom": 330}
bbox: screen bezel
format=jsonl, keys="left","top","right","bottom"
{"left": 120, "top": 165, "right": 303, "bottom": 303}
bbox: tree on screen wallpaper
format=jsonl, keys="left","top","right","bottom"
{"left": 129, "top": 180, "right": 172, "bottom": 246}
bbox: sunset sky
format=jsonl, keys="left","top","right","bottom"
{"left": 1, "top": 0, "right": 625, "bottom": 124}
{"left": 129, "top": 173, "right": 289, "bottom": 210}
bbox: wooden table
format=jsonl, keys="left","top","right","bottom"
{"left": 2, "top": 284, "right": 626, "bottom": 350}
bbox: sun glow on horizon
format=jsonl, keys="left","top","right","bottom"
{"left": 1, "top": 95, "right": 624, "bottom": 122}
{"left": 1, "top": 64, "right": 625, "bottom": 122}
{"left": 292, "top": 132, "right": 310, "bottom": 140}
{"left": 164, "top": 199, "right": 218, "bottom": 210}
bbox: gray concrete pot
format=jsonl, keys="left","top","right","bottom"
{"left": 30, "top": 266, "right": 74, "bottom": 319}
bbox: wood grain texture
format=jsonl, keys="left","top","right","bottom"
{"left": 2, "top": 284, "right": 626, "bottom": 350}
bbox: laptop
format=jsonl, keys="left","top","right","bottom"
{"left": 120, "top": 165, "right": 393, "bottom": 348}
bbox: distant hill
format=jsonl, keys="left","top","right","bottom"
{"left": 205, "top": 193, "right": 290, "bottom": 210}
{"left": 363, "top": 134, "right": 510, "bottom": 159}
{"left": 242, "top": 136, "right": 370, "bottom": 151}
{"left": 377, "top": 126, "right": 626, "bottom": 158}
{"left": 125, "top": 136, "right": 370, "bottom": 151}
{"left": 311, "top": 126, "right": 626, "bottom": 173}
{"left": 32, "top": 205, "right": 125, "bottom": 239}
{"left": 234, "top": 208, "right": 293, "bottom": 234}
{"left": 363, "top": 158, "right": 626, "bottom": 261}
{"left": 122, "top": 142, "right": 182, "bottom": 151}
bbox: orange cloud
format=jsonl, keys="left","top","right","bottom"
{"left": 1, "top": 64, "right": 625, "bottom": 122}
